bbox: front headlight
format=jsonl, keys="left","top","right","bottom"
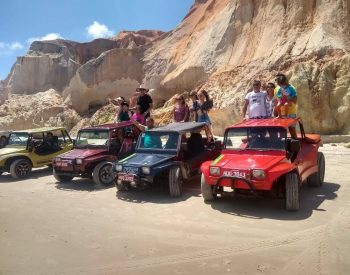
{"left": 142, "top": 166, "right": 150, "bottom": 174}
{"left": 252, "top": 169, "right": 265, "bottom": 179}
{"left": 75, "top": 158, "right": 83, "bottom": 165}
{"left": 55, "top": 157, "right": 61, "bottom": 163}
{"left": 115, "top": 164, "right": 123, "bottom": 172}
{"left": 210, "top": 166, "right": 220, "bottom": 176}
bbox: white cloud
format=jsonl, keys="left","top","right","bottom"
{"left": 86, "top": 21, "right": 114, "bottom": 39}
{"left": 0, "top": 41, "right": 24, "bottom": 56}
{"left": 8, "top": 42, "right": 23, "bottom": 50}
{"left": 27, "top": 32, "right": 63, "bottom": 44}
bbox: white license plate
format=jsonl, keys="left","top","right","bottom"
{"left": 223, "top": 170, "right": 246, "bottom": 178}
{"left": 61, "top": 162, "right": 68, "bottom": 167}
{"left": 118, "top": 174, "right": 135, "bottom": 182}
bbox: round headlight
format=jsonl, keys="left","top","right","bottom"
{"left": 76, "top": 158, "right": 83, "bottom": 165}
{"left": 252, "top": 169, "right": 265, "bottom": 179}
{"left": 142, "top": 166, "right": 150, "bottom": 174}
{"left": 210, "top": 166, "right": 220, "bottom": 176}
{"left": 115, "top": 164, "right": 123, "bottom": 172}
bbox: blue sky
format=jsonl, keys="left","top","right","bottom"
{"left": 0, "top": 0, "right": 193, "bottom": 80}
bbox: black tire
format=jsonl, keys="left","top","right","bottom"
{"left": 307, "top": 152, "right": 325, "bottom": 187}
{"left": 93, "top": 162, "right": 115, "bottom": 187}
{"left": 9, "top": 159, "right": 32, "bottom": 179}
{"left": 201, "top": 173, "right": 215, "bottom": 201}
{"left": 285, "top": 173, "right": 300, "bottom": 211}
{"left": 169, "top": 166, "right": 183, "bottom": 197}
{"left": 53, "top": 168, "right": 73, "bottom": 183}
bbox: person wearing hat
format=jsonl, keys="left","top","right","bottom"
{"left": 242, "top": 80, "right": 268, "bottom": 119}
{"left": 136, "top": 86, "right": 153, "bottom": 119}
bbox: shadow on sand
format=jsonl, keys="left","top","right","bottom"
{"left": 116, "top": 175, "right": 202, "bottom": 204}
{"left": 55, "top": 177, "right": 115, "bottom": 192}
{"left": 209, "top": 182, "right": 339, "bottom": 221}
{"left": 0, "top": 167, "right": 52, "bottom": 183}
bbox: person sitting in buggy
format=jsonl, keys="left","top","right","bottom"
{"left": 35, "top": 132, "right": 61, "bottom": 155}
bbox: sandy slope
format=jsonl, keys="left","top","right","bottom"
{"left": 0, "top": 145, "right": 349, "bottom": 275}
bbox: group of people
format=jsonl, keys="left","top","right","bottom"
{"left": 109, "top": 86, "right": 153, "bottom": 126}
{"left": 242, "top": 73, "right": 297, "bottom": 120}
{"left": 108, "top": 86, "right": 156, "bottom": 133}
{"left": 109, "top": 72, "right": 296, "bottom": 136}
{"left": 172, "top": 89, "right": 213, "bottom": 124}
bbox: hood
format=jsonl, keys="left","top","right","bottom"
{"left": 0, "top": 146, "right": 26, "bottom": 156}
{"left": 120, "top": 153, "right": 175, "bottom": 167}
{"left": 58, "top": 148, "right": 107, "bottom": 160}
{"left": 213, "top": 152, "right": 286, "bottom": 170}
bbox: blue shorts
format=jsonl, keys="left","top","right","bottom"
{"left": 198, "top": 114, "right": 211, "bottom": 125}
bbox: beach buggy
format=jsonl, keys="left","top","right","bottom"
{"left": 114, "top": 122, "right": 221, "bottom": 197}
{"left": 52, "top": 122, "right": 139, "bottom": 186}
{"left": 200, "top": 118, "right": 325, "bottom": 210}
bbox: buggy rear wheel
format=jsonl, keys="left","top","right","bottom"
{"left": 285, "top": 172, "right": 299, "bottom": 211}
{"left": 201, "top": 173, "right": 216, "bottom": 201}
{"left": 169, "top": 166, "right": 183, "bottom": 197}
{"left": 307, "top": 152, "right": 325, "bottom": 187}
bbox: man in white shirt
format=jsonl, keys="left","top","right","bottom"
{"left": 242, "top": 80, "right": 268, "bottom": 119}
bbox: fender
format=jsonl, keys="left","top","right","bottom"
{"left": 267, "top": 161, "right": 299, "bottom": 183}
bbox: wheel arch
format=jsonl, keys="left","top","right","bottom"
{"left": 5, "top": 155, "right": 34, "bottom": 170}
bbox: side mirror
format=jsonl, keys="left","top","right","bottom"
{"left": 289, "top": 139, "right": 301, "bottom": 153}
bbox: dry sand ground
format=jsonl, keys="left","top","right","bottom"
{"left": 0, "top": 145, "right": 350, "bottom": 275}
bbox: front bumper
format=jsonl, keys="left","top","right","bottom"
{"left": 53, "top": 163, "right": 85, "bottom": 176}
{"left": 115, "top": 173, "right": 153, "bottom": 189}
{"left": 215, "top": 176, "right": 256, "bottom": 194}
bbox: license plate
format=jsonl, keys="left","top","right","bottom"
{"left": 61, "top": 162, "right": 68, "bottom": 167}
{"left": 118, "top": 174, "right": 135, "bottom": 182}
{"left": 222, "top": 170, "right": 246, "bottom": 178}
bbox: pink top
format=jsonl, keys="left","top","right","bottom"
{"left": 174, "top": 104, "right": 189, "bottom": 122}
{"left": 131, "top": 113, "right": 145, "bottom": 125}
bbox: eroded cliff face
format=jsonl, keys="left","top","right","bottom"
{"left": 145, "top": 0, "right": 350, "bottom": 134}
{"left": 1, "top": 0, "right": 350, "bottom": 134}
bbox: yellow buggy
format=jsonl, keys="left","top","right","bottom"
{"left": 0, "top": 127, "right": 73, "bottom": 179}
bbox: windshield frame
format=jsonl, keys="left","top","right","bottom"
{"left": 136, "top": 131, "right": 180, "bottom": 154}
{"left": 75, "top": 129, "right": 110, "bottom": 149}
{"left": 223, "top": 127, "right": 287, "bottom": 151}
{"left": 7, "top": 132, "right": 30, "bottom": 147}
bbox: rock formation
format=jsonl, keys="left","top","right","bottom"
{"left": 0, "top": 89, "right": 80, "bottom": 131}
{"left": 1, "top": 0, "right": 350, "bottom": 134}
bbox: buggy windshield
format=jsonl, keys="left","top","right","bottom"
{"left": 224, "top": 127, "right": 286, "bottom": 151}
{"left": 76, "top": 130, "right": 109, "bottom": 148}
{"left": 8, "top": 133, "right": 29, "bottom": 146}
{"left": 138, "top": 132, "right": 179, "bottom": 150}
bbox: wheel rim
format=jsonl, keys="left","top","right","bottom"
{"left": 16, "top": 161, "right": 31, "bottom": 177}
{"left": 100, "top": 165, "right": 113, "bottom": 184}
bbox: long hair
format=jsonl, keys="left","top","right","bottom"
{"left": 201, "top": 90, "right": 210, "bottom": 102}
